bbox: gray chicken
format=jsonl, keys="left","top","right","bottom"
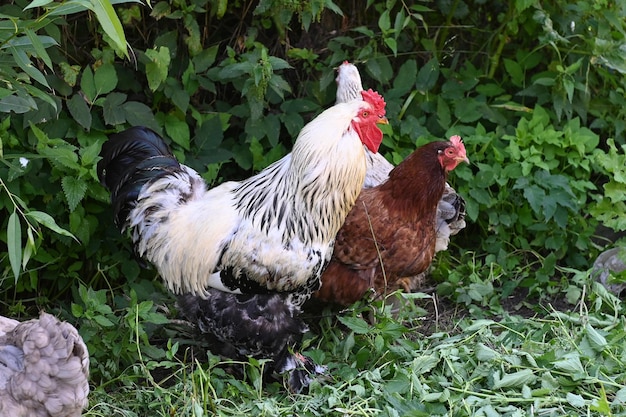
{"left": 0, "top": 312, "right": 89, "bottom": 417}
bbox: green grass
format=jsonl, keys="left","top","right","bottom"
{"left": 84, "top": 273, "right": 626, "bottom": 417}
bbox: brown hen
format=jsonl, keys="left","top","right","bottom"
{"left": 312, "top": 136, "right": 468, "bottom": 306}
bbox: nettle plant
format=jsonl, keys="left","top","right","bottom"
{"left": 451, "top": 106, "right": 613, "bottom": 294}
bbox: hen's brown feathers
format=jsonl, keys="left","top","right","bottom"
{"left": 313, "top": 139, "right": 467, "bottom": 306}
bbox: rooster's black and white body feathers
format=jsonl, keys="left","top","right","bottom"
{"left": 99, "top": 99, "right": 377, "bottom": 298}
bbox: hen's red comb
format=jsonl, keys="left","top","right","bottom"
{"left": 361, "top": 89, "right": 386, "bottom": 114}
{"left": 449, "top": 135, "right": 468, "bottom": 161}
{"left": 449, "top": 135, "right": 463, "bottom": 147}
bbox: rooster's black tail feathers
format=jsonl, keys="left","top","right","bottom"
{"left": 98, "top": 126, "right": 179, "bottom": 228}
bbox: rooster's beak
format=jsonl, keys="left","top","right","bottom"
{"left": 377, "top": 116, "right": 389, "bottom": 125}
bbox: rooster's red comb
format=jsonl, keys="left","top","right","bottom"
{"left": 360, "top": 89, "right": 386, "bottom": 114}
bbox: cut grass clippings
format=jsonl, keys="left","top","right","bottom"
{"left": 86, "top": 280, "right": 626, "bottom": 417}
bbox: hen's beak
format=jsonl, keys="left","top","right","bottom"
{"left": 377, "top": 116, "right": 389, "bottom": 125}
{"left": 458, "top": 155, "right": 470, "bottom": 164}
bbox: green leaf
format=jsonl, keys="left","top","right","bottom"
{"left": 384, "top": 37, "right": 398, "bottom": 56}
{"left": 262, "top": 113, "right": 280, "bottom": 147}
{"left": 553, "top": 354, "right": 585, "bottom": 375}
{"left": 219, "top": 62, "right": 254, "bottom": 79}
{"left": 195, "top": 114, "right": 225, "bottom": 149}
{"left": 365, "top": 57, "right": 393, "bottom": 84}
{"left": 267, "top": 56, "right": 292, "bottom": 71}
{"left": 80, "top": 140, "right": 103, "bottom": 166}
{"left": 585, "top": 324, "right": 608, "bottom": 352}
{"left": 267, "top": 75, "right": 291, "bottom": 99}
{"left": 23, "top": 83, "right": 58, "bottom": 112}
{"left": 493, "top": 369, "right": 536, "bottom": 389}
{"left": 89, "top": 0, "right": 128, "bottom": 57}
{"left": 46, "top": 1, "right": 91, "bottom": 15}
{"left": 514, "top": 0, "right": 535, "bottom": 13}
{"left": 337, "top": 316, "right": 370, "bottom": 334}
{"left": 391, "top": 60, "right": 417, "bottom": 98}
{"left": 81, "top": 66, "right": 97, "bottom": 103}
{"left": 103, "top": 92, "right": 127, "bottom": 125}
{"left": 67, "top": 94, "right": 93, "bottom": 130}
{"left": 0, "top": 95, "right": 38, "bottom": 114}
{"left": 169, "top": 89, "right": 190, "bottom": 113}
{"left": 122, "top": 101, "right": 158, "bottom": 130}
{"left": 145, "top": 46, "right": 171, "bottom": 91}
{"left": 566, "top": 393, "right": 586, "bottom": 408}
{"left": 24, "top": 0, "right": 54, "bottom": 9}
{"left": 22, "top": 227, "right": 35, "bottom": 269}
{"left": 24, "top": 28, "right": 54, "bottom": 70}
{"left": 71, "top": 303, "right": 84, "bottom": 317}
{"left": 164, "top": 115, "right": 190, "bottom": 150}
{"left": 193, "top": 45, "right": 219, "bottom": 72}
{"left": 62, "top": 176, "right": 88, "bottom": 212}
{"left": 437, "top": 96, "right": 451, "bottom": 130}
{"left": 24, "top": 211, "right": 77, "bottom": 240}
{"left": 504, "top": 58, "right": 524, "bottom": 87}
{"left": 35, "top": 134, "right": 82, "bottom": 171}
{"left": 215, "top": 0, "right": 227, "bottom": 18}
{"left": 9, "top": 46, "right": 50, "bottom": 88}
{"left": 416, "top": 57, "right": 439, "bottom": 92}
{"left": 378, "top": 9, "right": 391, "bottom": 32}
{"left": 94, "top": 315, "right": 116, "bottom": 327}
{"left": 7, "top": 211, "right": 22, "bottom": 282}
{"left": 454, "top": 98, "right": 484, "bottom": 123}
{"left": 94, "top": 62, "right": 118, "bottom": 95}
{"left": 475, "top": 343, "right": 499, "bottom": 361}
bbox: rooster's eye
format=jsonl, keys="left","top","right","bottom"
{"left": 362, "top": 111, "right": 369, "bottom": 117}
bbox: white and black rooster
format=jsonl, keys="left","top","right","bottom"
{"left": 98, "top": 89, "right": 387, "bottom": 391}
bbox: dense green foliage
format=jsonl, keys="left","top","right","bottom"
{"left": 1, "top": 0, "right": 626, "bottom": 414}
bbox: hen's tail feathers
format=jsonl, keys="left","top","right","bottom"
{"left": 435, "top": 185, "right": 467, "bottom": 252}
{"left": 98, "top": 126, "right": 179, "bottom": 228}
{"left": 363, "top": 149, "right": 393, "bottom": 189}
{"left": 441, "top": 185, "right": 466, "bottom": 235}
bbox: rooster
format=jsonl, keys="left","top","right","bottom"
{"left": 312, "top": 135, "right": 468, "bottom": 306}
{"left": 98, "top": 89, "right": 387, "bottom": 391}
{"left": 333, "top": 61, "right": 467, "bottom": 293}
{"left": 0, "top": 312, "right": 90, "bottom": 417}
